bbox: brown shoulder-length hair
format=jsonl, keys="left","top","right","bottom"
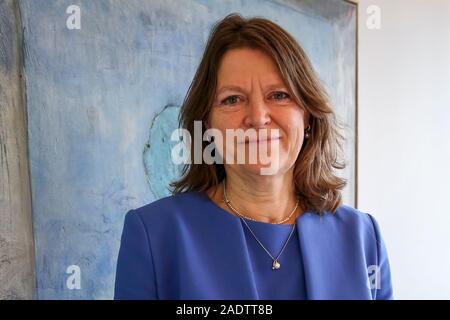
{"left": 171, "top": 13, "right": 347, "bottom": 214}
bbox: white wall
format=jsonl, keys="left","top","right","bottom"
{"left": 357, "top": 0, "right": 450, "bottom": 299}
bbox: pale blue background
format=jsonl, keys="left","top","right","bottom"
{"left": 19, "top": 0, "right": 356, "bottom": 298}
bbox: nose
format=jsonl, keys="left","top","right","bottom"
{"left": 244, "top": 95, "right": 271, "bottom": 128}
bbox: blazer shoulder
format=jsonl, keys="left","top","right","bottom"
{"left": 127, "top": 192, "right": 201, "bottom": 225}
{"left": 328, "top": 204, "right": 377, "bottom": 233}
{"left": 333, "top": 204, "right": 384, "bottom": 244}
{"left": 335, "top": 204, "right": 372, "bottom": 220}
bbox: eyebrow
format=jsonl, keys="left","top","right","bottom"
{"left": 216, "top": 83, "right": 288, "bottom": 95}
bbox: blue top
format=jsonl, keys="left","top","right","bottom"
{"left": 241, "top": 219, "right": 306, "bottom": 299}
{"left": 114, "top": 191, "right": 393, "bottom": 300}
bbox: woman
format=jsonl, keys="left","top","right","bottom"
{"left": 114, "top": 13, "right": 393, "bottom": 300}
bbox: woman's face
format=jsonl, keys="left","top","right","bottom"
{"left": 207, "top": 48, "right": 309, "bottom": 176}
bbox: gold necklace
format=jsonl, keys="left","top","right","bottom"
{"left": 222, "top": 178, "right": 298, "bottom": 270}
{"left": 222, "top": 178, "right": 299, "bottom": 225}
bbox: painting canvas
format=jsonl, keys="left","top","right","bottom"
{"left": 15, "top": 0, "right": 356, "bottom": 298}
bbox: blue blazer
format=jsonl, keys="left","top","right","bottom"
{"left": 114, "top": 192, "right": 393, "bottom": 299}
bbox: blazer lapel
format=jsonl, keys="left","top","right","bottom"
{"left": 296, "top": 212, "right": 372, "bottom": 299}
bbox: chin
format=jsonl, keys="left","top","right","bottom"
{"left": 238, "top": 159, "right": 289, "bottom": 176}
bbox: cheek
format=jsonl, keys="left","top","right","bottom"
{"left": 283, "top": 129, "right": 303, "bottom": 154}
{"left": 210, "top": 110, "right": 235, "bottom": 131}
{"left": 209, "top": 109, "right": 242, "bottom": 132}
{"left": 280, "top": 111, "right": 305, "bottom": 139}
{"left": 207, "top": 111, "right": 236, "bottom": 151}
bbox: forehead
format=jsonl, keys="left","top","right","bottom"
{"left": 217, "top": 48, "right": 285, "bottom": 85}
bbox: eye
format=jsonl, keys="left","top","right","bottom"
{"left": 220, "top": 95, "right": 241, "bottom": 106}
{"left": 270, "top": 91, "right": 290, "bottom": 101}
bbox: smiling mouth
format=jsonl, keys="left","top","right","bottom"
{"left": 240, "top": 136, "right": 281, "bottom": 144}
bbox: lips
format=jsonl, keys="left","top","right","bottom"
{"left": 241, "top": 136, "right": 281, "bottom": 144}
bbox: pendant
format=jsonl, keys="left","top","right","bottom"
{"left": 272, "top": 260, "right": 281, "bottom": 270}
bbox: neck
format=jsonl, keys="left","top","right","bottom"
{"left": 219, "top": 168, "right": 301, "bottom": 224}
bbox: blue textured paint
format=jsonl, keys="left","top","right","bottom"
{"left": 19, "top": 0, "right": 355, "bottom": 298}
{"left": 143, "top": 105, "right": 182, "bottom": 198}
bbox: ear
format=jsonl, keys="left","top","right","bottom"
{"left": 303, "top": 111, "right": 311, "bottom": 128}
